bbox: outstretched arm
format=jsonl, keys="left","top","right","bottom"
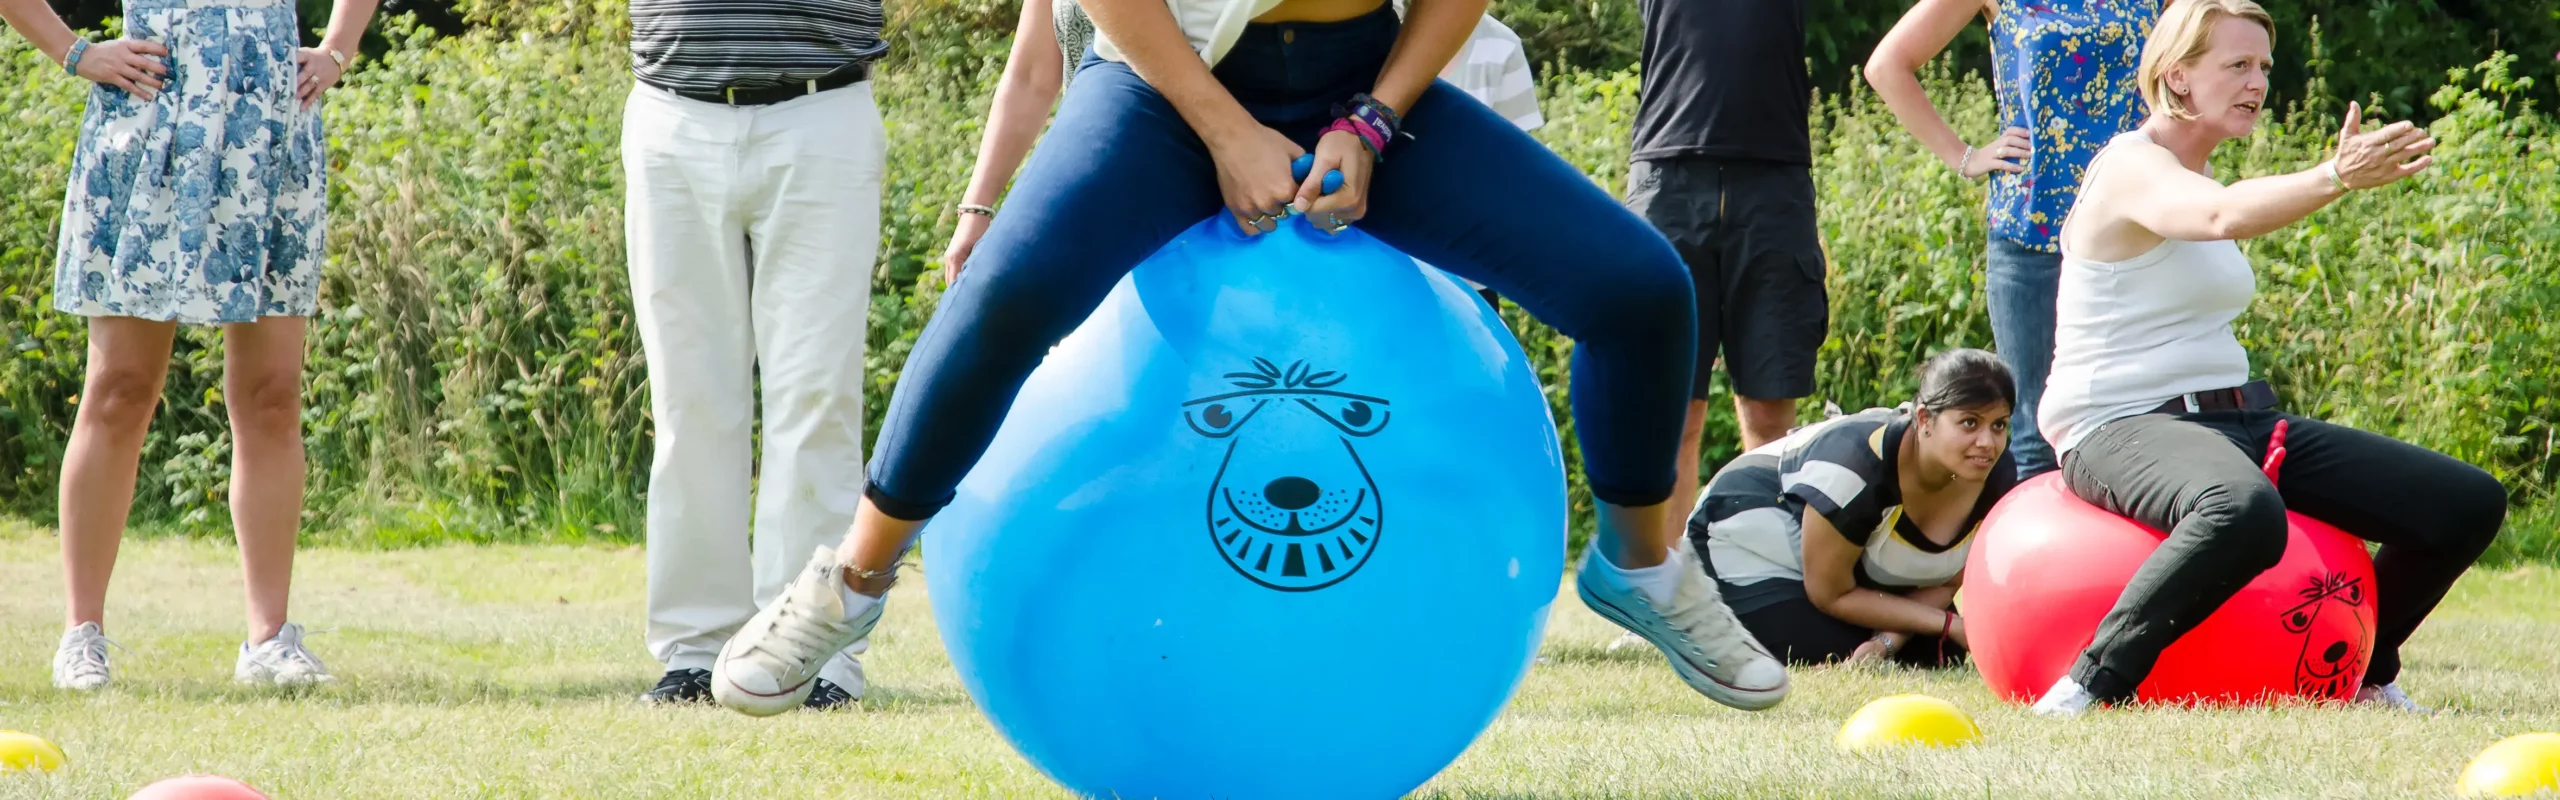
{"left": 2111, "top": 104, "right": 2433, "bottom": 243}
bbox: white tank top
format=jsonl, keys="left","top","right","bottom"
{"left": 1091, "top": 0, "right": 1505, "bottom": 71}
{"left": 2039, "top": 131, "right": 2256, "bottom": 454}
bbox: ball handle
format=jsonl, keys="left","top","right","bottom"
{"left": 1292, "top": 154, "right": 1345, "bottom": 195}
{"left": 2260, "top": 419, "right": 2290, "bottom": 485}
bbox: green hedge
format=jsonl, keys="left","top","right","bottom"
{"left": 0, "top": 21, "right": 2552, "bottom": 559}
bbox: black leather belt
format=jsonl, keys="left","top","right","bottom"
{"left": 662, "top": 61, "right": 871, "bottom": 107}
{"left": 2148, "top": 379, "right": 2280, "bottom": 415}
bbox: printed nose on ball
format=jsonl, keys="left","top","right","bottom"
{"left": 1264, "top": 477, "right": 1321, "bottom": 510}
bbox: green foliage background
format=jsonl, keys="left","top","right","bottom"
{"left": 0, "top": 0, "right": 2552, "bottom": 558}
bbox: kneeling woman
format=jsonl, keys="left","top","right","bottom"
{"left": 1690, "top": 349, "right": 2017, "bottom": 667}
{"left": 2029, "top": 0, "right": 2503, "bottom": 716}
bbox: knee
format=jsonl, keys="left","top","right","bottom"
{"left": 227, "top": 370, "right": 305, "bottom": 436}
{"left": 2447, "top": 466, "right": 2509, "bottom": 555}
{"left": 950, "top": 257, "right": 1094, "bottom": 352}
{"left": 1578, "top": 237, "right": 1695, "bottom": 343}
{"left": 80, "top": 367, "right": 165, "bottom": 435}
{"left": 2200, "top": 481, "right": 2290, "bottom": 573}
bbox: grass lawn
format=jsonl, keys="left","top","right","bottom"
{"left": 2, "top": 519, "right": 2557, "bottom": 799}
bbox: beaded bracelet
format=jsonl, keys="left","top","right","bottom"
{"left": 62, "top": 39, "right": 90, "bottom": 77}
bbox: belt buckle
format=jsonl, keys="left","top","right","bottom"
{"left": 2182, "top": 393, "right": 2202, "bottom": 414}
{"left": 725, "top": 86, "right": 739, "bottom": 106}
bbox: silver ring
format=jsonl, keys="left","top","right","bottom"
{"left": 1251, "top": 214, "right": 1274, "bottom": 231}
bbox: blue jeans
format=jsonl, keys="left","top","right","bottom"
{"left": 1985, "top": 237, "right": 2059, "bottom": 478}
{"left": 863, "top": 5, "right": 1697, "bottom": 519}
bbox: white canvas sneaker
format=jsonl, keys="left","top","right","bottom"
{"left": 53, "top": 622, "right": 114, "bottom": 692}
{"left": 235, "top": 623, "right": 334, "bottom": 688}
{"left": 1575, "top": 546, "right": 1789, "bottom": 711}
{"left": 2355, "top": 682, "right": 2430, "bottom": 714}
{"left": 712, "top": 545, "right": 884, "bottom": 717}
{"left": 2031, "top": 676, "right": 2098, "bottom": 718}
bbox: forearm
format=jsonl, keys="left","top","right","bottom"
{"left": 1368, "top": 0, "right": 1483, "bottom": 114}
{"left": 315, "top": 0, "right": 378, "bottom": 56}
{"left": 1815, "top": 585, "right": 1957, "bottom": 636}
{"left": 1082, "top": 0, "right": 1254, "bottom": 142}
{"left": 0, "top": 0, "right": 80, "bottom": 66}
{"left": 2193, "top": 166, "right": 2342, "bottom": 240}
{"left": 1866, "top": 63, "right": 1970, "bottom": 169}
{"left": 961, "top": 62, "right": 1065, "bottom": 207}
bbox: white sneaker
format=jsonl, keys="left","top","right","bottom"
{"left": 2355, "top": 682, "right": 2431, "bottom": 714}
{"left": 2030, "top": 676, "right": 2097, "bottom": 718}
{"left": 234, "top": 623, "right": 334, "bottom": 688}
{"left": 53, "top": 622, "right": 114, "bottom": 692}
{"left": 1575, "top": 546, "right": 1789, "bottom": 711}
{"left": 713, "top": 546, "right": 883, "bottom": 717}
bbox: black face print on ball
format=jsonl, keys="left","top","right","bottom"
{"left": 1183, "top": 358, "right": 1390, "bottom": 592}
{"left": 2283, "top": 572, "right": 2372, "bottom": 698}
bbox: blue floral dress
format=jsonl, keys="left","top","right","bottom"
{"left": 1986, "top": 0, "right": 2156, "bottom": 253}
{"left": 53, "top": 0, "right": 326, "bottom": 325}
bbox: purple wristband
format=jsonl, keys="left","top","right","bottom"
{"left": 1324, "top": 118, "right": 1386, "bottom": 160}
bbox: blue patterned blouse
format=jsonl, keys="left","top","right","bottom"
{"left": 1986, "top": 0, "right": 2158, "bottom": 252}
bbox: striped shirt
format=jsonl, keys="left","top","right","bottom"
{"left": 1688, "top": 407, "right": 2017, "bottom": 614}
{"left": 630, "top": 0, "right": 888, "bottom": 94}
{"left": 1443, "top": 11, "right": 1543, "bottom": 131}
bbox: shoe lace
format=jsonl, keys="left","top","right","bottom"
{"left": 262, "top": 628, "right": 331, "bottom": 674}
{"left": 759, "top": 599, "right": 855, "bottom": 671}
{"left": 60, "top": 631, "right": 126, "bottom": 676}
{"left": 807, "top": 679, "right": 849, "bottom": 704}
{"left": 1657, "top": 576, "right": 1767, "bottom": 668}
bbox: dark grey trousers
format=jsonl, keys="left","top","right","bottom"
{"left": 2060, "top": 411, "right": 2505, "bottom": 700}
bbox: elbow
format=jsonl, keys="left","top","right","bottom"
{"left": 2184, "top": 205, "right": 2242, "bottom": 241}
{"left": 1862, "top": 53, "right": 1911, "bottom": 91}
{"left": 2202, "top": 211, "right": 2251, "bottom": 242}
{"left": 1803, "top": 583, "right": 1850, "bottom": 616}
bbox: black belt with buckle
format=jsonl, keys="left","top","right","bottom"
{"left": 2148, "top": 379, "right": 2280, "bottom": 415}
{"left": 664, "top": 61, "right": 872, "bottom": 107}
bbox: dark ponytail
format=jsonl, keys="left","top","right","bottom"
{"left": 1915, "top": 348, "right": 2016, "bottom": 414}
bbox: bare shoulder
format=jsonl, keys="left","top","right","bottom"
{"left": 2062, "top": 140, "right": 2179, "bottom": 260}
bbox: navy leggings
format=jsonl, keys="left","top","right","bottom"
{"left": 865, "top": 6, "right": 1697, "bottom": 518}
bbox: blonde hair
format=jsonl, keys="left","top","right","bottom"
{"left": 2138, "top": 0, "right": 2276, "bottom": 121}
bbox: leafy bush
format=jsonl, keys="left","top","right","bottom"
{"left": 0, "top": 19, "right": 2551, "bottom": 560}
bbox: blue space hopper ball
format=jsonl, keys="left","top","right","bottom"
{"left": 925, "top": 171, "right": 1567, "bottom": 799}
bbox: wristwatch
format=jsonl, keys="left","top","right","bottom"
{"left": 326, "top": 48, "right": 348, "bottom": 69}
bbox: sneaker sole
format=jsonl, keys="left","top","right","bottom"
{"left": 1576, "top": 579, "right": 1788, "bottom": 712}
{"left": 234, "top": 673, "right": 334, "bottom": 688}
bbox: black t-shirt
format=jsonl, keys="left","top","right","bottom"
{"left": 1629, "top": 0, "right": 1811, "bottom": 165}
